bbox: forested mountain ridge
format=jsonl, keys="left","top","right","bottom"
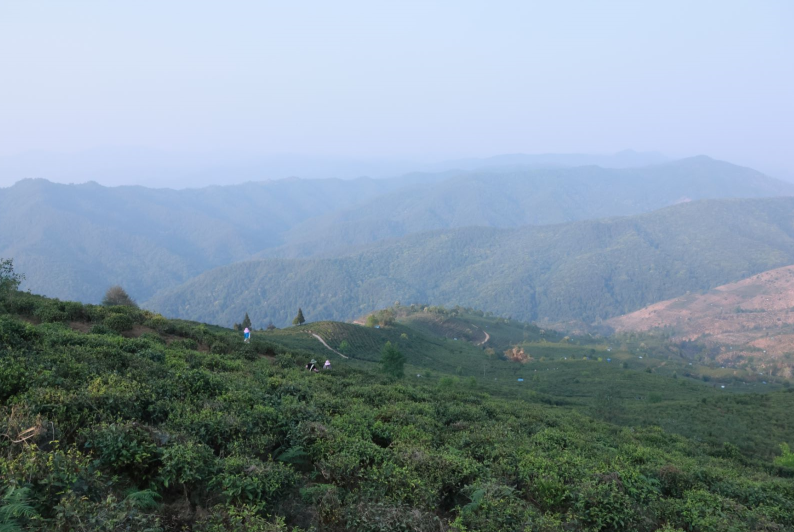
{"left": 0, "top": 176, "right": 417, "bottom": 302}
{"left": 2, "top": 157, "right": 791, "bottom": 304}
{"left": 146, "top": 197, "right": 794, "bottom": 328}
{"left": 271, "top": 156, "right": 794, "bottom": 258}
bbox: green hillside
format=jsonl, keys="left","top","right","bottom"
{"left": 148, "top": 197, "right": 794, "bottom": 328}
{"left": 3, "top": 287, "right": 794, "bottom": 531}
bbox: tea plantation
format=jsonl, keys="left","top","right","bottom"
{"left": 1, "top": 293, "right": 793, "bottom": 531}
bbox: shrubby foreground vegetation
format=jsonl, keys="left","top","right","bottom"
{"left": 1, "top": 290, "right": 794, "bottom": 531}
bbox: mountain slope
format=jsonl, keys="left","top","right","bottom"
{"left": 0, "top": 176, "right": 420, "bottom": 302}
{"left": 271, "top": 156, "right": 794, "bottom": 257}
{"left": 4, "top": 157, "right": 792, "bottom": 303}
{"left": 147, "top": 197, "right": 794, "bottom": 327}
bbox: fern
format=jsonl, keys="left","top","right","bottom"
{"left": 0, "top": 487, "right": 36, "bottom": 532}
{"left": 124, "top": 489, "right": 161, "bottom": 510}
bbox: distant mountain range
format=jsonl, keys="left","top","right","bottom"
{"left": 146, "top": 197, "right": 794, "bottom": 327}
{"left": 0, "top": 148, "right": 668, "bottom": 188}
{"left": 2, "top": 155, "right": 793, "bottom": 317}
{"left": 270, "top": 156, "right": 790, "bottom": 258}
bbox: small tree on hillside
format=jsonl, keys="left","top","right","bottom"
{"left": 0, "top": 258, "right": 24, "bottom": 302}
{"left": 365, "top": 314, "right": 378, "bottom": 327}
{"left": 266, "top": 321, "right": 277, "bottom": 331}
{"left": 293, "top": 308, "right": 306, "bottom": 326}
{"left": 380, "top": 341, "right": 406, "bottom": 380}
{"left": 242, "top": 313, "right": 252, "bottom": 330}
{"left": 102, "top": 285, "right": 137, "bottom": 308}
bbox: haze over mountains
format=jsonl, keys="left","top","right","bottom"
{"left": 0, "top": 148, "right": 668, "bottom": 188}
{"left": 271, "top": 156, "right": 789, "bottom": 258}
{"left": 3, "top": 154, "right": 793, "bottom": 326}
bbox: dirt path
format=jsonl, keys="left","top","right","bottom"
{"left": 476, "top": 328, "right": 490, "bottom": 346}
{"left": 310, "top": 333, "right": 349, "bottom": 359}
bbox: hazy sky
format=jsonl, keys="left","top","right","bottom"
{"left": 1, "top": 0, "right": 792, "bottom": 179}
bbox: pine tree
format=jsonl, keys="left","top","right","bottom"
{"left": 293, "top": 308, "right": 305, "bottom": 326}
{"left": 242, "top": 313, "right": 252, "bottom": 329}
{"left": 380, "top": 341, "right": 405, "bottom": 379}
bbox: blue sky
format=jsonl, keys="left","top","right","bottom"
{"left": 0, "top": 0, "right": 791, "bottom": 180}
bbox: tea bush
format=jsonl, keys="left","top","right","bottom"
{"left": 1, "top": 294, "right": 793, "bottom": 531}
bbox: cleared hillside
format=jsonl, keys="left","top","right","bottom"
{"left": 608, "top": 265, "right": 794, "bottom": 377}
{"left": 147, "top": 197, "right": 794, "bottom": 327}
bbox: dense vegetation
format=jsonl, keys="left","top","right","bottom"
{"left": 2, "top": 157, "right": 790, "bottom": 305}
{"left": 148, "top": 197, "right": 794, "bottom": 327}
{"left": 276, "top": 156, "right": 793, "bottom": 258}
{"left": 0, "top": 177, "right": 408, "bottom": 303}
{"left": 2, "top": 290, "right": 794, "bottom": 531}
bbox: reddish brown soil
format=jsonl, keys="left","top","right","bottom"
{"left": 607, "top": 264, "right": 794, "bottom": 377}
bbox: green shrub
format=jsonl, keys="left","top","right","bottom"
{"left": 0, "top": 315, "right": 37, "bottom": 349}
{"left": 172, "top": 338, "right": 199, "bottom": 351}
{"left": 81, "top": 423, "right": 159, "bottom": 480}
{"left": 775, "top": 443, "right": 794, "bottom": 468}
{"left": 210, "top": 456, "right": 297, "bottom": 508}
{"left": 159, "top": 441, "right": 217, "bottom": 495}
{"left": 346, "top": 500, "right": 446, "bottom": 532}
{"left": 143, "top": 315, "right": 170, "bottom": 333}
{"left": 210, "top": 341, "right": 231, "bottom": 355}
{"left": 33, "top": 301, "right": 68, "bottom": 323}
{"left": 195, "top": 505, "right": 288, "bottom": 532}
{"left": 574, "top": 475, "right": 640, "bottom": 531}
{"left": 104, "top": 313, "right": 134, "bottom": 333}
{"left": 139, "top": 332, "right": 166, "bottom": 345}
{"left": 52, "top": 490, "right": 162, "bottom": 531}
{"left": 680, "top": 489, "right": 747, "bottom": 532}
{"left": 275, "top": 353, "right": 296, "bottom": 368}
{"left": 453, "top": 483, "right": 532, "bottom": 532}
{"left": 89, "top": 323, "right": 112, "bottom": 335}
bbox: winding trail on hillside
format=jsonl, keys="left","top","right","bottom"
{"left": 310, "top": 333, "right": 350, "bottom": 359}
{"left": 476, "top": 328, "right": 490, "bottom": 346}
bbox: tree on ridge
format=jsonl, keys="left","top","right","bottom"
{"left": 293, "top": 308, "right": 306, "bottom": 326}
{"left": 102, "top": 285, "right": 137, "bottom": 308}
